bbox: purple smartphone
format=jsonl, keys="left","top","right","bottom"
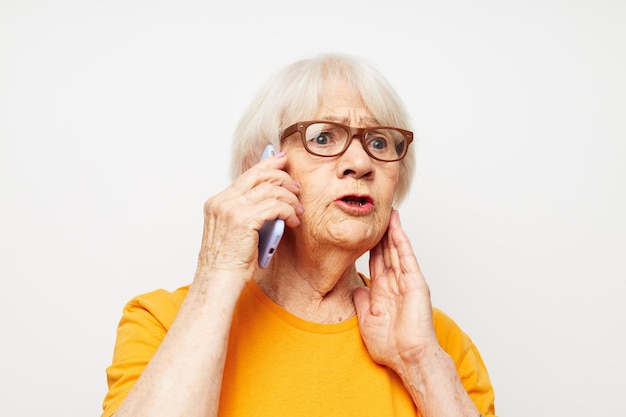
{"left": 258, "top": 144, "right": 285, "bottom": 268}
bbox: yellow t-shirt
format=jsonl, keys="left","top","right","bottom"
{"left": 102, "top": 279, "right": 496, "bottom": 417}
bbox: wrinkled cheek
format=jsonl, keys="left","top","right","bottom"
{"left": 389, "top": 172, "right": 401, "bottom": 202}
{"left": 297, "top": 190, "right": 331, "bottom": 229}
{"left": 376, "top": 210, "right": 392, "bottom": 238}
{"left": 302, "top": 200, "right": 341, "bottom": 229}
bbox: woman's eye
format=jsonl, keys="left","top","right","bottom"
{"left": 369, "top": 137, "right": 388, "bottom": 150}
{"left": 309, "top": 132, "right": 332, "bottom": 146}
{"left": 315, "top": 134, "right": 330, "bottom": 145}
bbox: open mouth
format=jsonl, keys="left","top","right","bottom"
{"left": 339, "top": 195, "right": 374, "bottom": 206}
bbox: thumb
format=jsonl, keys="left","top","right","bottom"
{"left": 353, "top": 286, "right": 372, "bottom": 318}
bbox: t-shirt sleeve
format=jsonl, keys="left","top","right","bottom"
{"left": 432, "top": 308, "right": 497, "bottom": 417}
{"left": 100, "top": 287, "right": 188, "bottom": 417}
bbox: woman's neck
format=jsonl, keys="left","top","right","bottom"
{"left": 254, "top": 247, "right": 365, "bottom": 324}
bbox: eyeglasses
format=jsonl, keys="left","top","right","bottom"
{"left": 281, "top": 121, "right": 413, "bottom": 162}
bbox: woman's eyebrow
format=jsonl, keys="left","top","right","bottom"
{"left": 319, "top": 115, "right": 381, "bottom": 125}
{"left": 360, "top": 116, "right": 380, "bottom": 125}
{"left": 318, "top": 115, "right": 348, "bottom": 123}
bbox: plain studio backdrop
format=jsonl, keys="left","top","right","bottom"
{"left": 1, "top": 0, "right": 625, "bottom": 415}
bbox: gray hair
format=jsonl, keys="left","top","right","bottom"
{"left": 230, "top": 53, "right": 415, "bottom": 203}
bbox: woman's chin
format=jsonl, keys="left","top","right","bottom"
{"left": 324, "top": 221, "right": 380, "bottom": 251}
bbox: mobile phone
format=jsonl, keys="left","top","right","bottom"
{"left": 258, "top": 144, "right": 285, "bottom": 268}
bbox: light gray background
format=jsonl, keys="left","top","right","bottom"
{"left": 2, "top": 0, "right": 625, "bottom": 415}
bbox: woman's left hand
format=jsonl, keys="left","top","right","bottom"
{"left": 353, "top": 209, "right": 438, "bottom": 371}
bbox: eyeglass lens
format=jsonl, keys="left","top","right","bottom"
{"left": 304, "top": 122, "right": 407, "bottom": 161}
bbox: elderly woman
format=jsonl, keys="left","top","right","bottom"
{"left": 102, "top": 54, "right": 496, "bottom": 417}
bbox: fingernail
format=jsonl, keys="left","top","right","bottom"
{"left": 276, "top": 151, "right": 286, "bottom": 158}
{"left": 293, "top": 181, "right": 301, "bottom": 189}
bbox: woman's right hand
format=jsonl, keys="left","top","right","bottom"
{"left": 195, "top": 151, "right": 303, "bottom": 284}
{"left": 112, "top": 152, "right": 301, "bottom": 417}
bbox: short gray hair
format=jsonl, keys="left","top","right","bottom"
{"left": 230, "top": 53, "right": 415, "bottom": 204}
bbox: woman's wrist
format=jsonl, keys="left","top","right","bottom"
{"left": 189, "top": 267, "right": 250, "bottom": 307}
{"left": 392, "top": 344, "right": 480, "bottom": 417}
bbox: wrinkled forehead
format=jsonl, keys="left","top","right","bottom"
{"left": 314, "top": 84, "right": 376, "bottom": 126}
{"left": 280, "top": 72, "right": 403, "bottom": 134}
{"left": 293, "top": 78, "right": 379, "bottom": 124}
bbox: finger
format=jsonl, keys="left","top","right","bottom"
{"left": 236, "top": 152, "right": 300, "bottom": 195}
{"left": 249, "top": 182, "right": 304, "bottom": 217}
{"left": 369, "top": 233, "right": 387, "bottom": 277}
{"left": 392, "top": 236, "right": 420, "bottom": 275}
{"left": 380, "top": 222, "right": 404, "bottom": 294}
{"left": 207, "top": 176, "right": 300, "bottom": 233}
{"left": 382, "top": 230, "right": 394, "bottom": 270}
{"left": 352, "top": 286, "right": 372, "bottom": 317}
{"left": 240, "top": 166, "right": 301, "bottom": 196}
{"left": 246, "top": 195, "right": 302, "bottom": 229}
{"left": 229, "top": 161, "right": 304, "bottom": 229}
{"left": 255, "top": 150, "right": 288, "bottom": 169}
{"left": 387, "top": 211, "right": 421, "bottom": 275}
{"left": 384, "top": 212, "right": 403, "bottom": 274}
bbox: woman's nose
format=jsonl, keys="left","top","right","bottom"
{"left": 337, "top": 136, "right": 374, "bottom": 179}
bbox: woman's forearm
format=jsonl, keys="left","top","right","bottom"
{"left": 395, "top": 345, "right": 480, "bottom": 417}
{"left": 114, "top": 273, "right": 247, "bottom": 417}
